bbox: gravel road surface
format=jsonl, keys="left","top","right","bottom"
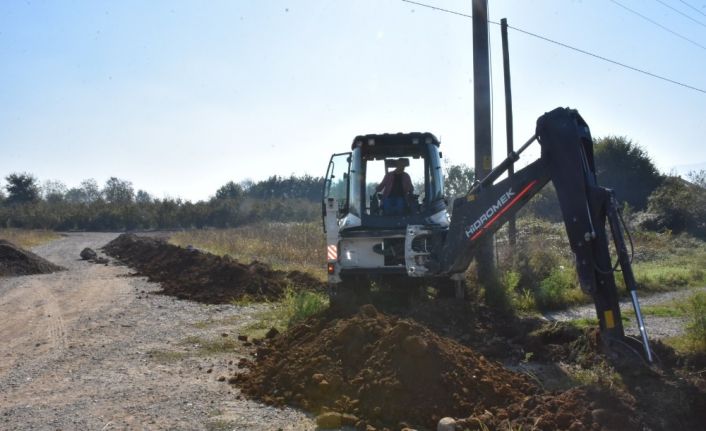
{"left": 0, "top": 232, "right": 315, "bottom": 431}
{"left": 544, "top": 286, "right": 706, "bottom": 338}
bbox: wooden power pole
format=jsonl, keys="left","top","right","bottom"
{"left": 501, "top": 18, "right": 517, "bottom": 247}
{"left": 472, "top": 0, "right": 498, "bottom": 294}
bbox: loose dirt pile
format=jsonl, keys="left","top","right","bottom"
{"left": 102, "top": 233, "right": 324, "bottom": 303}
{"left": 0, "top": 240, "right": 64, "bottom": 277}
{"left": 233, "top": 302, "right": 698, "bottom": 430}
{"left": 460, "top": 386, "right": 639, "bottom": 431}
{"left": 234, "top": 304, "right": 539, "bottom": 429}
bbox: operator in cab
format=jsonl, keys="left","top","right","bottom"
{"left": 376, "top": 158, "right": 413, "bottom": 215}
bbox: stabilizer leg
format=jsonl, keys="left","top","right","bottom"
{"left": 606, "top": 193, "right": 653, "bottom": 363}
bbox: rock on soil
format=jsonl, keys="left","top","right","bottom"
{"left": 102, "top": 233, "right": 325, "bottom": 303}
{"left": 233, "top": 304, "right": 538, "bottom": 430}
{"left": 79, "top": 247, "right": 98, "bottom": 260}
{"left": 0, "top": 240, "right": 64, "bottom": 277}
{"left": 79, "top": 247, "right": 109, "bottom": 264}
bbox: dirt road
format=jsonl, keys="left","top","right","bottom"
{"left": 0, "top": 233, "right": 314, "bottom": 431}
{"left": 544, "top": 286, "right": 706, "bottom": 338}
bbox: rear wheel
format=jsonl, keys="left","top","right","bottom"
{"left": 328, "top": 275, "right": 371, "bottom": 312}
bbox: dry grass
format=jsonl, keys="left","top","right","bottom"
{"left": 0, "top": 228, "right": 59, "bottom": 248}
{"left": 171, "top": 219, "right": 706, "bottom": 314}
{"left": 169, "top": 222, "right": 325, "bottom": 276}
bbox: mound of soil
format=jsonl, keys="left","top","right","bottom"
{"left": 102, "top": 233, "right": 324, "bottom": 303}
{"left": 460, "top": 386, "right": 640, "bottom": 431}
{"left": 234, "top": 304, "right": 538, "bottom": 429}
{"left": 0, "top": 240, "right": 64, "bottom": 277}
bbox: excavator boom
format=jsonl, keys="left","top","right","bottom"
{"left": 432, "top": 107, "right": 652, "bottom": 361}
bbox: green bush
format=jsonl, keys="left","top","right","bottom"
{"left": 647, "top": 176, "right": 706, "bottom": 238}
{"left": 282, "top": 289, "right": 329, "bottom": 325}
{"left": 535, "top": 267, "right": 587, "bottom": 310}
{"left": 684, "top": 292, "right": 706, "bottom": 351}
{"left": 594, "top": 136, "right": 663, "bottom": 210}
{"left": 501, "top": 270, "right": 536, "bottom": 312}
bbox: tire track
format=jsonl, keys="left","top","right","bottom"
{"left": 44, "top": 290, "right": 68, "bottom": 352}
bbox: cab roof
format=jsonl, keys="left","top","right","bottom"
{"left": 351, "top": 132, "right": 440, "bottom": 150}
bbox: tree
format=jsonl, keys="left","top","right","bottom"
{"left": 80, "top": 179, "right": 103, "bottom": 202}
{"left": 5, "top": 172, "right": 41, "bottom": 204}
{"left": 687, "top": 170, "right": 706, "bottom": 189}
{"left": 215, "top": 181, "right": 244, "bottom": 200}
{"left": 42, "top": 180, "right": 67, "bottom": 204}
{"left": 443, "top": 163, "right": 475, "bottom": 200}
{"left": 593, "top": 136, "right": 662, "bottom": 210}
{"left": 103, "top": 177, "right": 134, "bottom": 204}
{"left": 67, "top": 179, "right": 102, "bottom": 204}
{"left": 647, "top": 176, "right": 706, "bottom": 237}
{"left": 135, "top": 190, "right": 153, "bottom": 204}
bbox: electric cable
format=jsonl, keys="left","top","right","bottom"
{"left": 609, "top": 0, "right": 706, "bottom": 51}
{"left": 400, "top": 0, "right": 706, "bottom": 95}
{"left": 654, "top": 0, "right": 706, "bottom": 28}
{"left": 679, "top": 0, "right": 706, "bottom": 18}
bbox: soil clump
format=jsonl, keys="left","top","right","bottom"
{"left": 102, "top": 233, "right": 324, "bottom": 303}
{"left": 459, "top": 386, "right": 639, "bottom": 431}
{"left": 234, "top": 304, "right": 538, "bottom": 429}
{"left": 233, "top": 300, "right": 706, "bottom": 430}
{"left": 0, "top": 239, "right": 64, "bottom": 277}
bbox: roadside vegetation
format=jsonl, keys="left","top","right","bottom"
{"left": 494, "top": 217, "right": 706, "bottom": 313}
{"left": 170, "top": 222, "right": 324, "bottom": 275}
{"left": 0, "top": 174, "right": 322, "bottom": 230}
{"left": 236, "top": 289, "right": 329, "bottom": 339}
{"left": 0, "top": 228, "right": 59, "bottom": 248}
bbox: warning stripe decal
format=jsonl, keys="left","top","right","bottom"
{"left": 470, "top": 180, "right": 539, "bottom": 241}
{"left": 327, "top": 244, "right": 337, "bottom": 261}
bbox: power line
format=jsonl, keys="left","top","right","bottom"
{"left": 505, "top": 24, "right": 706, "bottom": 94}
{"left": 402, "top": 0, "right": 473, "bottom": 19}
{"left": 654, "top": 0, "right": 706, "bottom": 28}
{"left": 679, "top": 0, "right": 706, "bottom": 19}
{"left": 609, "top": 0, "right": 706, "bottom": 51}
{"left": 400, "top": 0, "right": 706, "bottom": 95}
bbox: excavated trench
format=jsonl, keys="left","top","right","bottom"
{"left": 103, "top": 233, "right": 706, "bottom": 430}
{"left": 102, "top": 233, "right": 325, "bottom": 303}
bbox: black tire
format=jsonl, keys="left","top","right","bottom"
{"left": 328, "top": 275, "right": 371, "bottom": 312}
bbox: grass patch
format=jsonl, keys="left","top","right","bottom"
{"left": 684, "top": 291, "right": 706, "bottom": 352}
{"left": 169, "top": 223, "right": 325, "bottom": 279}
{"left": 241, "top": 289, "right": 328, "bottom": 338}
{"left": 535, "top": 267, "right": 589, "bottom": 310}
{"left": 569, "top": 317, "right": 600, "bottom": 329}
{"left": 502, "top": 270, "right": 536, "bottom": 313}
{"left": 193, "top": 314, "right": 243, "bottom": 329}
{"left": 640, "top": 304, "right": 687, "bottom": 318}
{"left": 180, "top": 335, "right": 240, "bottom": 355}
{"left": 564, "top": 361, "right": 624, "bottom": 390}
{"left": 494, "top": 218, "right": 706, "bottom": 313}
{"left": 631, "top": 262, "right": 704, "bottom": 292}
{"left": 0, "top": 228, "right": 59, "bottom": 248}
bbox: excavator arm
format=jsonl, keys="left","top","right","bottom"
{"left": 429, "top": 107, "right": 652, "bottom": 362}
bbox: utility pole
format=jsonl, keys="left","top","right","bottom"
{"left": 501, "top": 18, "right": 517, "bottom": 247}
{"left": 472, "top": 0, "right": 498, "bottom": 295}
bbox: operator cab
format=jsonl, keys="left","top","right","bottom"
{"left": 322, "top": 132, "right": 449, "bottom": 232}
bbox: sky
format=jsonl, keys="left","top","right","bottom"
{"left": 1, "top": 0, "right": 705, "bottom": 201}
